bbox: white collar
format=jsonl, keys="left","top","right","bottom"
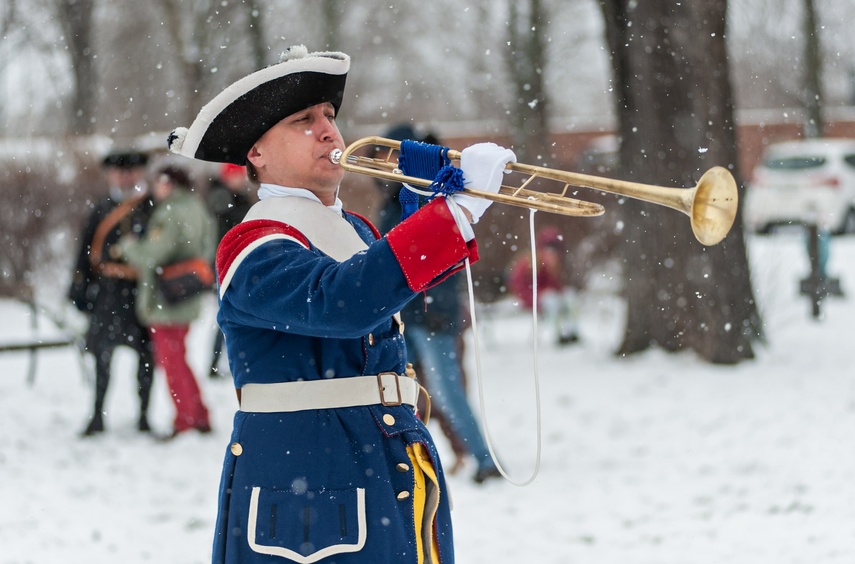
{"left": 257, "top": 183, "right": 343, "bottom": 216}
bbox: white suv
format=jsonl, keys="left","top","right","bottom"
{"left": 745, "top": 138, "right": 855, "bottom": 234}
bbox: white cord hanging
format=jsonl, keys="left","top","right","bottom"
{"left": 402, "top": 182, "right": 434, "bottom": 198}
{"left": 461, "top": 205, "right": 543, "bottom": 487}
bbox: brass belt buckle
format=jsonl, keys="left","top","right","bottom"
{"left": 377, "top": 372, "right": 403, "bottom": 406}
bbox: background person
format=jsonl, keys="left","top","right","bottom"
{"left": 166, "top": 45, "right": 515, "bottom": 563}
{"left": 205, "top": 163, "right": 253, "bottom": 377}
{"left": 508, "top": 226, "right": 581, "bottom": 345}
{"left": 377, "top": 124, "right": 501, "bottom": 484}
{"left": 68, "top": 149, "right": 155, "bottom": 437}
{"left": 117, "top": 164, "right": 217, "bottom": 439}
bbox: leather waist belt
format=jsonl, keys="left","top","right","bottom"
{"left": 239, "top": 373, "right": 420, "bottom": 413}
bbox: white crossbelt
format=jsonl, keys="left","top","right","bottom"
{"left": 239, "top": 373, "right": 420, "bottom": 413}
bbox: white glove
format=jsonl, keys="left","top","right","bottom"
{"left": 453, "top": 142, "right": 516, "bottom": 223}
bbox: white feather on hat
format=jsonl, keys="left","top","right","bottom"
{"left": 167, "top": 45, "right": 350, "bottom": 165}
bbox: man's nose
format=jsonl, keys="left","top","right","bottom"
{"left": 316, "top": 117, "right": 336, "bottom": 139}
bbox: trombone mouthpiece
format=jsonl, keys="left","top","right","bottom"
{"left": 329, "top": 149, "right": 342, "bottom": 164}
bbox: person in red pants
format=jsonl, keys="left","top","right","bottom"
{"left": 148, "top": 324, "right": 211, "bottom": 434}
{"left": 118, "top": 165, "right": 217, "bottom": 438}
{"left": 508, "top": 226, "right": 581, "bottom": 345}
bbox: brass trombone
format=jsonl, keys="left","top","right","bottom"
{"left": 330, "top": 136, "right": 738, "bottom": 246}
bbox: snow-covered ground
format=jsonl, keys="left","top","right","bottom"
{"left": 2, "top": 231, "right": 854, "bottom": 564}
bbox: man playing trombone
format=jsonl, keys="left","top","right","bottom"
{"left": 167, "top": 45, "right": 515, "bottom": 563}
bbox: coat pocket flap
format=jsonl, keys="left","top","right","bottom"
{"left": 248, "top": 486, "right": 367, "bottom": 563}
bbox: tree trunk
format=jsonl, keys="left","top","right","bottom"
{"left": 57, "top": 0, "right": 96, "bottom": 135}
{"left": 506, "top": 0, "right": 551, "bottom": 165}
{"left": 803, "top": 0, "right": 824, "bottom": 138}
{"left": 598, "top": 0, "right": 761, "bottom": 364}
{"left": 321, "top": 0, "right": 343, "bottom": 52}
{"left": 246, "top": 0, "right": 267, "bottom": 70}
{"left": 156, "top": 0, "right": 215, "bottom": 123}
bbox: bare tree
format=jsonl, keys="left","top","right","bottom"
{"left": 726, "top": 0, "right": 805, "bottom": 110}
{"left": 0, "top": 141, "right": 102, "bottom": 301}
{"left": 0, "top": 0, "right": 12, "bottom": 34}
{"left": 0, "top": 0, "right": 72, "bottom": 135}
{"left": 726, "top": 0, "right": 855, "bottom": 113}
{"left": 802, "top": 0, "right": 823, "bottom": 137}
{"left": 320, "top": 0, "right": 344, "bottom": 51}
{"left": 156, "top": 0, "right": 219, "bottom": 125}
{"left": 598, "top": 0, "right": 760, "bottom": 364}
{"left": 505, "top": 0, "right": 551, "bottom": 165}
{"left": 245, "top": 0, "right": 268, "bottom": 69}
{"left": 56, "top": 0, "right": 96, "bottom": 135}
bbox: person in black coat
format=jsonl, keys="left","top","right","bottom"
{"left": 376, "top": 125, "right": 500, "bottom": 483}
{"left": 205, "top": 163, "right": 253, "bottom": 377}
{"left": 68, "top": 150, "right": 156, "bottom": 436}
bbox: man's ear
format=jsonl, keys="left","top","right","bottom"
{"left": 246, "top": 145, "right": 264, "bottom": 168}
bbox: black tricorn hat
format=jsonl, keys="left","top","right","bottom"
{"left": 102, "top": 150, "right": 149, "bottom": 169}
{"left": 167, "top": 45, "right": 349, "bottom": 165}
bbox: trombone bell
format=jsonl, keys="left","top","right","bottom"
{"left": 690, "top": 166, "right": 739, "bottom": 246}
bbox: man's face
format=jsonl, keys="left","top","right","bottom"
{"left": 247, "top": 102, "right": 345, "bottom": 203}
{"left": 105, "top": 166, "right": 146, "bottom": 191}
{"left": 153, "top": 174, "right": 173, "bottom": 202}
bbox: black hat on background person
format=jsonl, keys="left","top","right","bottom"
{"left": 102, "top": 150, "right": 149, "bottom": 169}
{"left": 167, "top": 45, "right": 350, "bottom": 165}
{"left": 101, "top": 149, "right": 150, "bottom": 201}
{"left": 384, "top": 124, "right": 418, "bottom": 145}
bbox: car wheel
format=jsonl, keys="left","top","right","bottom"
{"left": 834, "top": 208, "right": 855, "bottom": 235}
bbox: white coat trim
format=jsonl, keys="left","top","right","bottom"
{"left": 243, "top": 197, "right": 368, "bottom": 262}
{"left": 218, "top": 233, "right": 306, "bottom": 299}
{"left": 247, "top": 486, "right": 367, "bottom": 562}
{"left": 219, "top": 197, "right": 366, "bottom": 299}
{"left": 221, "top": 196, "right": 402, "bottom": 323}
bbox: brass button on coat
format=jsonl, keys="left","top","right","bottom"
{"left": 230, "top": 442, "right": 243, "bottom": 456}
{"left": 368, "top": 333, "right": 375, "bottom": 346}
{"left": 396, "top": 490, "right": 411, "bottom": 500}
{"left": 396, "top": 463, "right": 410, "bottom": 473}
{"left": 382, "top": 414, "right": 395, "bottom": 426}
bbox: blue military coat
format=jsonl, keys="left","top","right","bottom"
{"left": 212, "top": 192, "right": 477, "bottom": 563}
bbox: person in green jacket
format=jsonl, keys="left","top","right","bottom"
{"left": 119, "top": 164, "right": 217, "bottom": 438}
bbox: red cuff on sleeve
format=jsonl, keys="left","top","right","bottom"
{"left": 386, "top": 198, "right": 479, "bottom": 292}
